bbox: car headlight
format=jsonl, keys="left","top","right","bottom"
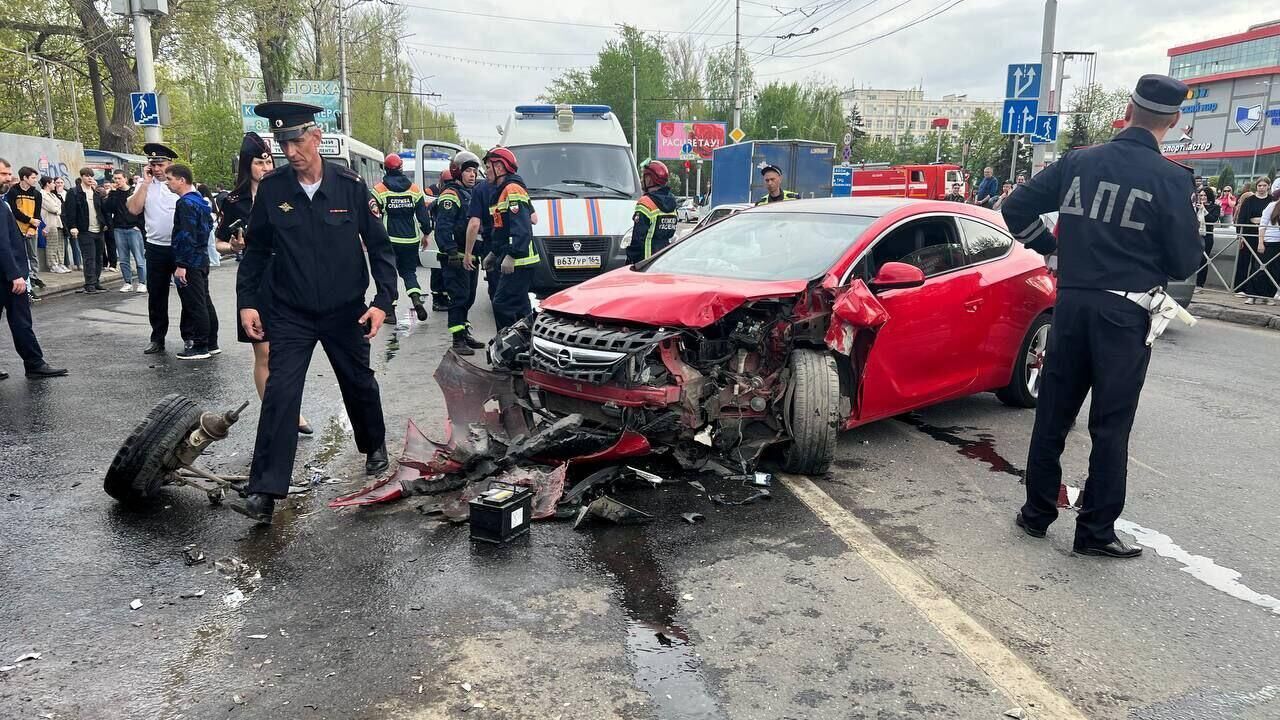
{"left": 618, "top": 232, "right": 631, "bottom": 249}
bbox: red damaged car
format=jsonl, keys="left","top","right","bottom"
{"left": 510, "top": 197, "right": 1056, "bottom": 474}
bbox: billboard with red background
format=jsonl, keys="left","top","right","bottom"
{"left": 655, "top": 120, "right": 729, "bottom": 160}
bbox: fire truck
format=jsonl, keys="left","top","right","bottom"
{"left": 848, "top": 163, "right": 967, "bottom": 201}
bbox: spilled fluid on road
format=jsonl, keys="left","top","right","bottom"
{"left": 899, "top": 413, "right": 1025, "bottom": 479}
{"left": 586, "top": 524, "right": 725, "bottom": 720}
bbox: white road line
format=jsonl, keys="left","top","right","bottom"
{"left": 780, "top": 474, "right": 1089, "bottom": 720}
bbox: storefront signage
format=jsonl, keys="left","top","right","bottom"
{"left": 1161, "top": 141, "right": 1213, "bottom": 154}
{"left": 1181, "top": 87, "right": 1216, "bottom": 114}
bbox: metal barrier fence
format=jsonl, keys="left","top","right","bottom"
{"left": 1194, "top": 223, "right": 1280, "bottom": 303}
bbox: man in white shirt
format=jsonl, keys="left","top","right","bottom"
{"left": 127, "top": 143, "right": 184, "bottom": 355}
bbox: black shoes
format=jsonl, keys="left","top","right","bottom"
{"left": 1014, "top": 512, "right": 1046, "bottom": 538}
{"left": 26, "top": 363, "right": 68, "bottom": 378}
{"left": 462, "top": 331, "right": 485, "bottom": 349}
{"left": 176, "top": 346, "right": 211, "bottom": 360}
{"left": 1073, "top": 540, "right": 1143, "bottom": 559}
{"left": 298, "top": 420, "right": 314, "bottom": 435}
{"left": 451, "top": 335, "right": 476, "bottom": 356}
{"left": 229, "top": 493, "right": 275, "bottom": 524}
{"left": 365, "top": 445, "right": 389, "bottom": 475}
{"left": 411, "top": 294, "right": 429, "bottom": 322}
{"left": 143, "top": 341, "right": 165, "bottom": 355}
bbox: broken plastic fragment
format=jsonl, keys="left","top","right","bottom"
{"left": 129, "top": 599, "right": 143, "bottom": 610}
{"left": 182, "top": 547, "right": 206, "bottom": 566}
{"left": 710, "top": 489, "right": 772, "bottom": 506}
{"left": 179, "top": 589, "right": 206, "bottom": 599}
{"left": 247, "top": 634, "right": 268, "bottom": 639}
{"left": 14, "top": 652, "right": 41, "bottom": 663}
{"left": 681, "top": 513, "right": 705, "bottom": 524}
{"left": 572, "top": 495, "right": 653, "bottom": 529}
{"left": 627, "top": 466, "right": 664, "bottom": 485}
{"left": 223, "top": 588, "right": 247, "bottom": 609}
{"left": 233, "top": 694, "right": 246, "bottom": 705}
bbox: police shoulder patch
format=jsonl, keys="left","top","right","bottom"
{"left": 1162, "top": 155, "right": 1194, "bottom": 173}
{"left": 368, "top": 197, "right": 382, "bottom": 218}
{"left": 336, "top": 164, "right": 362, "bottom": 182}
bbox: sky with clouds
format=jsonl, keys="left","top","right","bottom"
{"left": 391, "top": 0, "right": 1266, "bottom": 147}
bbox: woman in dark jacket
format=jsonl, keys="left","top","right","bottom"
{"left": 218, "top": 133, "right": 311, "bottom": 434}
{"left": 1235, "top": 177, "right": 1272, "bottom": 299}
{"left": 1195, "top": 187, "right": 1221, "bottom": 290}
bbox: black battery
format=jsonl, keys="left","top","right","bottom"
{"left": 468, "top": 483, "right": 534, "bottom": 544}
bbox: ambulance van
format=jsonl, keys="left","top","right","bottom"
{"left": 496, "top": 104, "right": 639, "bottom": 293}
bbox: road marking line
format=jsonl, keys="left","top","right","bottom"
{"left": 780, "top": 474, "right": 1088, "bottom": 720}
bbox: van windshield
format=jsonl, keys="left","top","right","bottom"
{"left": 507, "top": 144, "right": 639, "bottom": 199}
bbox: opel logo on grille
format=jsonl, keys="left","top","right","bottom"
{"left": 572, "top": 240, "right": 583, "bottom": 252}
{"left": 556, "top": 348, "right": 574, "bottom": 368}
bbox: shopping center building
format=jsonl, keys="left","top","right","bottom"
{"left": 1166, "top": 21, "right": 1280, "bottom": 178}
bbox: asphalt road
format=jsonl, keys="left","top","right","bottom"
{"left": 1, "top": 265, "right": 1278, "bottom": 719}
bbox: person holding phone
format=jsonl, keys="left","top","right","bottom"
{"left": 216, "top": 133, "right": 311, "bottom": 433}
{"left": 128, "top": 143, "right": 185, "bottom": 355}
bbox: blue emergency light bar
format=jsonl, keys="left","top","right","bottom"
{"left": 514, "top": 104, "right": 612, "bottom": 115}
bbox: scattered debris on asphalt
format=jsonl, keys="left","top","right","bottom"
{"left": 179, "top": 589, "right": 206, "bottom": 599}
{"left": 182, "top": 545, "right": 206, "bottom": 566}
{"left": 223, "top": 588, "right": 247, "bottom": 609}
{"left": 572, "top": 495, "right": 653, "bottom": 529}
{"left": 681, "top": 512, "right": 705, "bottom": 524}
{"left": 247, "top": 634, "right": 268, "bottom": 640}
{"left": 1003, "top": 708, "right": 1026, "bottom": 719}
{"left": 129, "top": 599, "right": 143, "bottom": 610}
{"left": 710, "top": 488, "right": 772, "bottom": 506}
{"left": 232, "top": 694, "right": 246, "bottom": 705}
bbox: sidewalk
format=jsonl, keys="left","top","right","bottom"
{"left": 1188, "top": 287, "right": 1280, "bottom": 331}
{"left": 33, "top": 266, "right": 129, "bottom": 301}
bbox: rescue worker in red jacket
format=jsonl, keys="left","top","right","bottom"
{"left": 628, "top": 160, "right": 679, "bottom": 264}
{"left": 433, "top": 151, "right": 487, "bottom": 355}
{"left": 482, "top": 147, "right": 538, "bottom": 331}
{"left": 373, "top": 153, "right": 433, "bottom": 321}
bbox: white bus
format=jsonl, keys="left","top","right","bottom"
{"left": 259, "top": 132, "right": 386, "bottom": 188}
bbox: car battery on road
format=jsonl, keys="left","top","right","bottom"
{"left": 469, "top": 483, "right": 534, "bottom": 544}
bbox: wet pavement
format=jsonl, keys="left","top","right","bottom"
{"left": 2, "top": 267, "right": 1279, "bottom": 718}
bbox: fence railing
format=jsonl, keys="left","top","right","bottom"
{"left": 1194, "top": 223, "right": 1280, "bottom": 303}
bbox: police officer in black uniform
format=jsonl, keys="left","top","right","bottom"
{"left": 231, "top": 101, "right": 398, "bottom": 523}
{"left": 1001, "top": 74, "right": 1203, "bottom": 558}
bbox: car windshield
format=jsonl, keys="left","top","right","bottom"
{"left": 507, "top": 144, "right": 639, "bottom": 199}
{"left": 643, "top": 211, "right": 875, "bottom": 281}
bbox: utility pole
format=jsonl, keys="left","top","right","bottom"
{"left": 39, "top": 58, "right": 54, "bottom": 138}
{"left": 632, "top": 61, "right": 639, "bottom": 157}
{"left": 732, "top": 0, "right": 742, "bottom": 136}
{"left": 1030, "top": 0, "right": 1056, "bottom": 176}
{"left": 68, "top": 71, "right": 82, "bottom": 143}
{"left": 125, "top": 0, "right": 163, "bottom": 143}
{"left": 338, "top": 0, "right": 352, "bottom": 134}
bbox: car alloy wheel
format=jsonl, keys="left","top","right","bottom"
{"left": 1025, "top": 322, "right": 1049, "bottom": 398}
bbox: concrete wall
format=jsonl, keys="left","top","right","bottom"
{"left": 0, "top": 132, "right": 86, "bottom": 183}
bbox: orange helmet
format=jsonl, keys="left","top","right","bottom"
{"left": 384, "top": 153, "right": 403, "bottom": 170}
{"left": 642, "top": 160, "right": 669, "bottom": 186}
{"left": 440, "top": 166, "right": 454, "bottom": 183}
{"left": 484, "top": 146, "right": 518, "bottom": 174}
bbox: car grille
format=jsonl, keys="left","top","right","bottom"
{"left": 540, "top": 236, "right": 613, "bottom": 285}
{"left": 531, "top": 313, "right": 673, "bottom": 384}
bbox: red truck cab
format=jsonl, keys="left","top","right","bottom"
{"left": 850, "top": 163, "right": 967, "bottom": 201}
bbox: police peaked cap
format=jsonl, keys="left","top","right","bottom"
{"left": 1131, "top": 74, "right": 1188, "bottom": 115}
{"left": 142, "top": 142, "right": 179, "bottom": 162}
{"left": 254, "top": 101, "right": 324, "bottom": 141}
{"left": 757, "top": 161, "right": 782, "bottom": 176}
{"left": 238, "top": 132, "right": 272, "bottom": 170}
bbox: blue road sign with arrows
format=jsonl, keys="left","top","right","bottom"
{"left": 1001, "top": 99, "right": 1038, "bottom": 135}
{"left": 1029, "top": 115, "right": 1058, "bottom": 145}
{"left": 1005, "top": 63, "right": 1042, "bottom": 100}
{"left": 131, "top": 92, "right": 159, "bottom": 127}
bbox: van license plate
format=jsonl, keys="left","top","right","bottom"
{"left": 554, "top": 255, "right": 602, "bottom": 269}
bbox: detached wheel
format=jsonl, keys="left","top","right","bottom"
{"left": 997, "top": 313, "right": 1051, "bottom": 409}
{"left": 781, "top": 349, "right": 841, "bottom": 474}
{"left": 104, "top": 394, "right": 203, "bottom": 506}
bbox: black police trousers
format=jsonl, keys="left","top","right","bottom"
{"left": 145, "top": 243, "right": 191, "bottom": 345}
{"left": 391, "top": 242, "right": 423, "bottom": 297}
{"left": 491, "top": 264, "right": 534, "bottom": 331}
{"left": 246, "top": 300, "right": 386, "bottom": 498}
{"left": 1, "top": 288, "right": 46, "bottom": 371}
{"left": 1021, "top": 289, "right": 1152, "bottom": 546}
{"left": 430, "top": 268, "right": 447, "bottom": 305}
{"left": 443, "top": 259, "right": 478, "bottom": 336}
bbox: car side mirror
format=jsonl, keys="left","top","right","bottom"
{"left": 870, "top": 262, "right": 926, "bottom": 291}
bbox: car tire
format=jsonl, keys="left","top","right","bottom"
{"left": 104, "top": 394, "right": 203, "bottom": 506}
{"left": 781, "top": 349, "right": 841, "bottom": 475}
{"left": 997, "top": 313, "right": 1052, "bottom": 409}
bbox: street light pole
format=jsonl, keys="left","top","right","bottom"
{"left": 1252, "top": 79, "right": 1272, "bottom": 178}
{"left": 632, "top": 61, "right": 639, "bottom": 157}
{"left": 771, "top": 125, "right": 787, "bottom": 139}
{"left": 732, "top": 0, "right": 742, "bottom": 136}
{"left": 338, "top": 0, "right": 352, "bottom": 133}
{"left": 1030, "top": 0, "right": 1057, "bottom": 176}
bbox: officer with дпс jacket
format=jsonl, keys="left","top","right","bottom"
{"left": 1000, "top": 74, "right": 1202, "bottom": 559}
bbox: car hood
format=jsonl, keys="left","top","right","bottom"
{"left": 539, "top": 268, "right": 810, "bottom": 328}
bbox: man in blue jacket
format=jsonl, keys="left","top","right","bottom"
{"left": 974, "top": 166, "right": 1000, "bottom": 208}
{"left": 165, "top": 163, "right": 218, "bottom": 360}
{"left": 0, "top": 158, "right": 66, "bottom": 380}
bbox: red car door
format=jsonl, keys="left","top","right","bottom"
{"left": 849, "top": 215, "right": 985, "bottom": 425}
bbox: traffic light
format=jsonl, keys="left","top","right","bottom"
{"left": 684, "top": 161, "right": 691, "bottom": 172}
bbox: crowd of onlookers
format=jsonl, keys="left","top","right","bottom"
{"left": 3, "top": 164, "right": 231, "bottom": 302}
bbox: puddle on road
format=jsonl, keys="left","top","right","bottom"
{"left": 385, "top": 334, "right": 400, "bottom": 365}
{"left": 899, "top": 413, "right": 1024, "bottom": 479}
{"left": 585, "top": 525, "right": 725, "bottom": 720}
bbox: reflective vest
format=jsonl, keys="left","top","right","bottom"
{"left": 490, "top": 176, "right": 539, "bottom": 267}
{"left": 373, "top": 181, "right": 427, "bottom": 243}
{"left": 756, "top": 190, "right": 799, "bottom": 205}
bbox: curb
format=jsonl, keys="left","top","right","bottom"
{"left": 1188, "top": 301, "right": 1280, "bottom": 331}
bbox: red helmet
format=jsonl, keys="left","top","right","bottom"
{"left": 484, "top": 146, "right": 518, "bottom": 174}
{"left": 384, "top": 153, "right": 403, "bottom": 171}
{"left": 440, "top": 166, "right": 454, "bottom": 183}
{"left": 642, "top": 160, "right": 669, "bottom": 186}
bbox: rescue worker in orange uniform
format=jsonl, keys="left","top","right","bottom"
{"left": 481, "top": 147, "right": 538, "bottom": 331}
{"left": 627, "top": 160, "right": 679, "bottom": 264}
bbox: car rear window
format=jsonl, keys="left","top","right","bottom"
{"left": 642, "top": 211, "right": 874, "bottom": 281}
